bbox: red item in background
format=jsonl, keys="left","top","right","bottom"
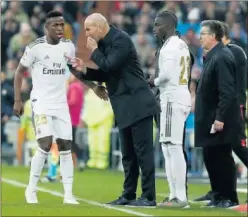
{"left": 23, "top": 71, "right": 29, "bottom": 78}
{"left": 232, "top": 203, "right": 248, "bottom": 213}
{"left": 67, "top": 81, "right": 84, "bottom": 127}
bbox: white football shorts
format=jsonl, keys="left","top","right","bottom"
{"left": 160, "top": 101, "right": 191, "bottom": 145}
{"left": 31, "top": 100, "right": 72, "bottom": 140}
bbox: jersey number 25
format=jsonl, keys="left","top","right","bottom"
{"left": 179, "top": 56, "right": 190, "bottom": 85}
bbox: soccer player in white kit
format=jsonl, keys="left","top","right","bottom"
{"left": 149, "top": 11, "right": 192, "bottom": 208}
{"left": 13, "top": 11, "right": 107, "bottom": 204}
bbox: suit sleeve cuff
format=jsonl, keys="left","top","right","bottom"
{"left": 154, "top": 78, "right": 160, "bottom": 86}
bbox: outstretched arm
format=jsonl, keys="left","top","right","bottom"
{"left": 67, "top": 64, "right": 108, "bottom": 101}
{"left": 68, "top": 64, "right": 108, "bottom": 83}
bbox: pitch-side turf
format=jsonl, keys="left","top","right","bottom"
{"left": 1, "top": 165, "right": 247, "bottom": 216}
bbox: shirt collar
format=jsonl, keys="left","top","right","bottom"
{"left": 205, "top": 42, "right": 224, "bottom": 61}
{"left": 99, "top": 25, "right": 116, "bottom": 46}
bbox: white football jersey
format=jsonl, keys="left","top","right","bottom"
{"left": 155, "top": 35, "right": 191, "bottom": 106}
{"left": 20, "top": 36, "right": 75, "bottom": 106}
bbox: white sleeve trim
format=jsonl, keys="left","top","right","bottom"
{"left": 19, "top": 62, "right": 29, "bottom": 68}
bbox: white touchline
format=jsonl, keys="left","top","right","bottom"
{"left": 237, "top": 188, "right": 248, "bottom": 193}
{"left": 2, "top": 178, "right": 153, "bottom": 217}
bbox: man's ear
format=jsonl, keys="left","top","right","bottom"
{"left": 211, "top": 32, "right": 216, "bottom": 39}
{"left": 165, "top": 23, "right": 173, "bottom": 31}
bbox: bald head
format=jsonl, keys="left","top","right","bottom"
{"left": 84, "top": 13, "right": 109, "bottom": 42}
{"left": 85, "top": 13, "right": 108, "bottom": 27}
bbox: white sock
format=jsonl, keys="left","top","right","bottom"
{"left": 168, "top": 145, "right": 187, "bottom": 201}
{"left": 161, "top": 143, "right": 176, "bottom": 200}
{"left": 28, "top": 147, "right": 48, "bottom": 190}
{"left": 60, "top": 150, "right": 74, "bottom": 198}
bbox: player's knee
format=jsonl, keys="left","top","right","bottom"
{"left": 56, "top": 139, "right": 71, "bottom": 151}
{"left": 38, "top": 136, "right": 53, "bottom": 152}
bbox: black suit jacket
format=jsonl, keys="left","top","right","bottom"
{"left": 75, "top": 26, "right": 159, "bottom": 129}
{"left": 195, "top": 42, "right": 240, "bottom": 147}
{"left": 226, "top": 43, "right": 247, "bottom": 106}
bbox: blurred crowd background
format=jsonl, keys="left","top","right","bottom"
{"left": 1, "top": 1, "right": 247, "bottom": 179}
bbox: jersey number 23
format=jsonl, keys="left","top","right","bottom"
{"left": 179, "top": 56, "right": 190, "bottom": 85}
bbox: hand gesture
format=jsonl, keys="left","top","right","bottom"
{"left": 87, "top": 37, "right": 98, "bottom": 52}
{"left": 67, "top": 56, "right": 85, "bottom": 72}
{"left": 147, "top": 74, "right": 155, "bottom": 87}
{"left": 13, "top": 100, "right": 24, "bottom": 117}
{"left": 92, "top": 85, "right": 108, "bottom": 101}
{"left": 214, "top": 120, "right": 224, "bottom": 132}
{"left": 72, "top": 57, "right": 85, "bottom": 71}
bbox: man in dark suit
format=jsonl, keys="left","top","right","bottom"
{"left": 68, "top": 13, "right": 159, "bottom": 207}
{"left": 195, "top": 21, "right": 248, "bottom": 204}
{"left": 195, "top": 20, "right": 240, "bottom": 208}
{"left": 221, "top": 21, "right": 248, "bottom": 170}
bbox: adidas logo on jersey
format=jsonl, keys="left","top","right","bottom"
{"left": 44, "top": 55, "right": 50, "bottom": 60}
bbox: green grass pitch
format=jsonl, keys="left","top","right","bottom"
{"left": 1, "top": 165, "right": 247, "bottom": 216}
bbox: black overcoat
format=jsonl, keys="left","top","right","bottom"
{"left": 195, "top": 43, "right": 240, "bottom": 147}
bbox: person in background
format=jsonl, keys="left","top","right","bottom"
{"left": 4, "top": 59, "right": 18, "bottom": 84}
{"left": 8, "top": 22, "right": 37, "bottom": 59}
{"left": 18, "top": 99, "right": 37, "bottom": 166}
{"left": 67, "top": 73, "right": 85, "bottom": 170}
{"left": 40, "top": 140, "right": 60, "bottom": 183}
{"left": 221, "top": 22, "right": 248, "bottom": 181}
{"left": 1, "top": 71, "right": 14, "bottom": 147}
{"left": 82, "top": 82, "right": 114, "bottom": 170}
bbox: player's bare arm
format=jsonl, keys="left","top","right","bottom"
{"left": 68, "top": 57, "right": 108, "bottom": 101}
{"left": 70, "top": 68, "right": 108, "bottom": 102}
{"left": 13, "top": 63, "right": 27, "bottom": 117}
